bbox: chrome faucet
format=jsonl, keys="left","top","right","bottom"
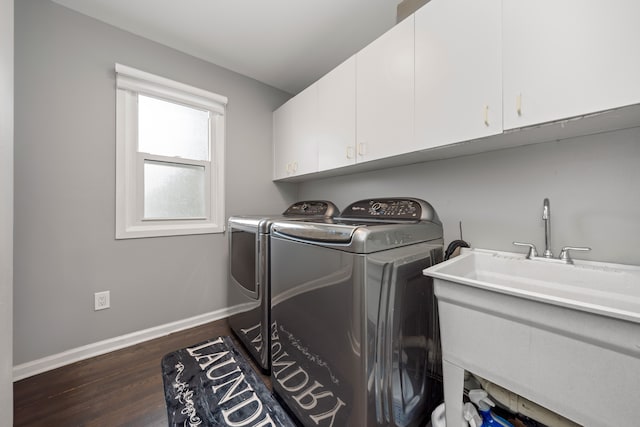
{"left": 542, "top": 198, "right": 552, "bottom": 258}
{"left": 514, "top": 198, "right": 591, "bottom": 264}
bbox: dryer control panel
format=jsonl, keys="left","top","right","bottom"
{"left": 283, "top": 200, "right": 339, "bottom": 217}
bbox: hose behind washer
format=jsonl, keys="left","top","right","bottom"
{"left": 444, "top": 239, "right": 470, "bottom": 261}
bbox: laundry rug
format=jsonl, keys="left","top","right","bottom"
{"left": 161, "top": 336, "right": 296, "bottom": 427}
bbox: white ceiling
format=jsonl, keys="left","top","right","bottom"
{"left": 51, "top": 0, "right": 400, "bottom": 95}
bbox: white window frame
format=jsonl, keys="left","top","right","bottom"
{"left": 115, "top": 64, "right": 227, "bottom": 239}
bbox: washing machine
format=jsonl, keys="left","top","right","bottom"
{"left": 227, "top": 200, "right": 339, "bottom": 372}
{"left": 269, "top": 198, "right": 444, "bottom": 427}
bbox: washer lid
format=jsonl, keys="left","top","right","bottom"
{"left": 270, "top": 221, "right": 356, "bottom": 243}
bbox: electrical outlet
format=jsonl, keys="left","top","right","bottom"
{"left": 94, "top": 291, "right": 110, "bottom": 311}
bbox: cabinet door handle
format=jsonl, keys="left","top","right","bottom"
{"left": 286, "top": 163, "right": 292, "bottom": 174}
{"left": 346, "top": 146, "right": 354, "bottom": 159}
{"left": 516, "top": 93, "right": 522, "bottom": 116}
{"left": 483, "top": 105, "right": 490, "bottom": 126}
{"left": 357, "top": 143, "right": 366, "bottom": 157}
{"left": 292, "top": 161, "right": 298, "bottom": 173}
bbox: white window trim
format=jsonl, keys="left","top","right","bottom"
{"left": 115, "top": 63, "right": 227, "bottom": 239}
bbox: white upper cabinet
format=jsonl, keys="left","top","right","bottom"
{"left": 356, "top": 15, "right": 415, "bottom": 163}
{"left": 274, "top": 1, "right": 640, "bottom": 182}
{"left": 273, "top": 83, "right": 318, "bottom": 180}
{"left": 503, "top": 0, "right": 640, "bottom": 130}
{"left": 415, "top": 0, "right": 502, "bottom": 148}
{"left": 317, "top": 56, "right": 357, "bottom": 171}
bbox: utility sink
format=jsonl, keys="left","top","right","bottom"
{"left": 428, "top": 248, "right": 640, "bottom": 323}
{"left": 423, "top": 248, "right": 640, "bottom": 427}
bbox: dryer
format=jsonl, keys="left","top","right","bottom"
{"left": 269, "top": 198, "right": 444, "bottom": 427}
{"left": 227, "top": 201, "right": 339, "bottom": 372}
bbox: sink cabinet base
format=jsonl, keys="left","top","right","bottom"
{"left": 435, "top": 280, "right": 640, "bottom": 427}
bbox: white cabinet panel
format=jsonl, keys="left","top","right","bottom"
{"left": 415, "top": 0, "right": 502, "bottom": 148}
{"left": 317, "top": 56, "right": 356, "bottom": 171}
{"left": 292, "top": 84, "right": 319, "bottom": 176}
{"left": 503, "top": 0, "right": 640, "bottom": 129}
{"left": 273, "top": 100, "right": 294, "bottom": 180}
{"left": 273, "top": 84, "right": 318, "bottom": 180}
{"left": 356, "top": 15, "right": 415, "bottom": 163}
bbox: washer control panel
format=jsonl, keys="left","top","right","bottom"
{"left": 342, "top": 198, "right": 439, "bottom": 222}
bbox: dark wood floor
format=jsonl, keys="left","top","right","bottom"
{"left": 13, "top": 318, "right": 270, "bottom": 426}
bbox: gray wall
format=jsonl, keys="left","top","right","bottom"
{"left": 14, "top": 0, "right": 294, "bottom": 365}
{"left": 14, "top": 0, "right": 640, "bottom": 373}
{"left": 299, "top": 127, "right": 640, "bottom": 266}
{"left": 1, "top": 0, "right": 14, "bottom": 419}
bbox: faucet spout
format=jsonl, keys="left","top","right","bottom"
{"left": 542, "top": 198, "right": 552, "bottom": 258}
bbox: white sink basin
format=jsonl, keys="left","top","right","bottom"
{"left": 423, "top": 248, "right": 640, "bottom": 427}
{"left": 427, "top": 248, "right": 640, "bottom": 323}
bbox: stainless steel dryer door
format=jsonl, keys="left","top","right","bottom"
{"left": 229, "top": 224, "right": 260, "bottom": 299}
{"left": 228, "top": 221, "right": 270, "bottom": 371}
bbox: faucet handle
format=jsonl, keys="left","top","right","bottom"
{"left": 559, "top": 246, "right": 591, "bottom": 264}
{"left": 513, "top": 242, "right": 538, "bottom": 259}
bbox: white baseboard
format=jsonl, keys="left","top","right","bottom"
{"left": 13, "top": 303, "right": 254, "bottom": 382}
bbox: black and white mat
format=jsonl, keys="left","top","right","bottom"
{"left": 161, "top": 336, "right": 296, "bottom": 427}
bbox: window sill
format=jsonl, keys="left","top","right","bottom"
{"left": 115, "top": 222, "right": 225, "bottom": 239}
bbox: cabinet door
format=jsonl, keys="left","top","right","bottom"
{"left": 273, "top": 99, "right": 294, "bottom": 180}
{"left": 503, "top": 0, "right": 640, "bottom": 130}
{"left": 415, "top": 0, "right": 502, "bottom": 148}
{"left": 272, "top": 84, "right": 318, "bottom": 180}
{"left": 356, "top": 15, "right": 415, "bottom": 163}
{"left": 317, "top": 56, "right": 356, "bottom": 171}
{"left": 291, "top": 83, "right": 319, "bottom": 177}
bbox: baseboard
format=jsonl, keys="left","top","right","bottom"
{"left": 13, "top": 302, "right": 254, "bottom": 382}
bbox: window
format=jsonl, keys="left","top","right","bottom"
{"left": 115, "top": 64, "right": 227, "bottom": 238}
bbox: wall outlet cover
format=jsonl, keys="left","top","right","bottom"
{"left": 94, "top": 291, "right": 110, "bottom": 311}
